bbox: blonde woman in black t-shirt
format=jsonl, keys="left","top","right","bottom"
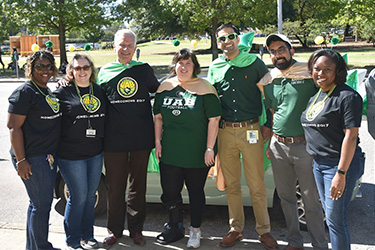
{"left": 54, "top": 53, "right": 106, "bottom": 250}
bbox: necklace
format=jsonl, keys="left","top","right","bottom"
{"left": 31, "top": 81, "right": 60, "bottom": 113}
{"left": 74, "top": 82, "right": 96, "bottom": 113}
{"left": 305, "top": 84, "right": 336, "bottom": 121}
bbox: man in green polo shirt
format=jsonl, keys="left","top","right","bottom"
{"left": 258, "top": 34, "right": 328, "bottom": 250}
{"left": 208, "top": 23, "right": 278, "bottom": 250}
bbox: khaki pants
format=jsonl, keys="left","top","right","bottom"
{"left": 218, "top": 121, "right": 270, "bottom": 235}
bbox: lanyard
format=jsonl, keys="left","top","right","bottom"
{"left": 31, "top": 80, "right": 60, "bottom": 113}
{"left": 305, "top": 84, "right": 336, "bottom": 121}
{"left": 74, "top": 82, "right": 94, "bottom": 128}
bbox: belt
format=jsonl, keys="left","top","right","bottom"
{"left": 225, "top": 117, "right": 259, "bottom": 128}
{"left": 273, "top": 133, "right": 305, "bottom": 143}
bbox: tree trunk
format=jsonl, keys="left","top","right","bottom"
{"left": 211, "top": 16, "right": 218, "bottom": 61}
{"left": 295, "top": 34, "right": 308, "bottom": 48}
{"left": 58, "top": 19, "right": 67, "bottom": 69}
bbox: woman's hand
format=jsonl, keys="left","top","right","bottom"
{"left": 155, "top": 144, "right": 162, "bottom": 163}
{"left": 330, "top": 172, "right": 346, "bottom": 200}
{"left": 17, "top": 160, "right": 32, "bottom": 180}
{"left": 205, "top": 149, "right": 215, "bottom": 166}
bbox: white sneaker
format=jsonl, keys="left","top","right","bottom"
{"left": 187, "top": 227, "right": 201, "bottom": 248}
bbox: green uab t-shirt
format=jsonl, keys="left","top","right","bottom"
{"left": 153, "top": 86, "right": 222, "bottom": 168}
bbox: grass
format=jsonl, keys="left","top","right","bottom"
{"left": 1, "top": 38, "right": 374, "bottom": 77}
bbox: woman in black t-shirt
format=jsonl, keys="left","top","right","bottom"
{"left": 7, "top": 50, "right": 61, "bottom": 250}
{"left": 54, "top": 53, "right": 106, "bottom": 250}
{"left": 301, "top": 49, "right": 364, "bottom": 250}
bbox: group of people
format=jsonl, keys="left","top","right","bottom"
{"left": 7, "top": 23, "right": 363, "bottom": 250}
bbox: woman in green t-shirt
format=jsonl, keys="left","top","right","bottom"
{"left": 153, "top": 48, "right": 221, "bottom": 248}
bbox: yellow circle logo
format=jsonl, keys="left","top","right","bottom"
{"left": 117, "top": 77, "right": 138, "bottom": 98}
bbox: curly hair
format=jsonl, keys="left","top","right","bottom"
{"left": 65, "top": 53, "right": 97, "bottom": 83}
{"left": 25, "top": 50, "right": 58, "bottom": 79}
{"left": 307, "top": 49, "right": 348, "bottom": 86}
{"left": 169, "top": 48, "right": 201, "bottom": 78}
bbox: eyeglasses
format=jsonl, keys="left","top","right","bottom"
{"left": 269, "top": 46, "right": 288, "bottom": 56}
{"left": 217, "top": 33, "right": 238, "bottom": 43}
{"left": 35, "top": 64, "right": 54, "bottom": 71}
{"left": 73, "top": 65, "right": 91, "bottom": 71}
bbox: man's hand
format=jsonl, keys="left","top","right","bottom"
{"left": 260, "top": 126, "right": 272, "bottom": 145}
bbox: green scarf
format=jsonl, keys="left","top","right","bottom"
{"left": 207, "top": 51, "right": 258, "bottom": 84}
{"left": 208, "top": 52, "right": 267, "bottom": 126}
{"left": 97, "top": 60, "right": 145, "bottom": 85}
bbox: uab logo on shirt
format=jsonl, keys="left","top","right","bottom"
{"left": 80, "top": 94, "right": 101, "bottom": 113}
{"left": 46, "top": 95, "right": 60, "bottom": 113}
{"left": 117, "top": 77, "right": 138, "bottom": 98}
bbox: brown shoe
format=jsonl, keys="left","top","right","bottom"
{"left": 219, "top": 231, "right": 243, "bottom": 247}
{"left": 283, "top": 244, "right": 304, "bottom": 250}
{"left": 103, "top": 234, "right": 117, "bottom": 245}
{"left": 130, "top": 231, "right": 146, "bottom": 246}
{"left": 258, "top": 232, "right": 278, "bottom": 250}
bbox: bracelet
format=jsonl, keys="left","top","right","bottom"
{"left": 337, "top": 169, "right": 346, "bottom": 175}
{"left": 206, "top": 147, "right": 214, "bottom": 152}
{"left": 16, "top": 158, "right": 26, "bottom": 166}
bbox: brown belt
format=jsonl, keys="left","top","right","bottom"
{"left": 273, "top": 133, "right": 305, "bottom": 143}
{"left": 225, "top": 117, "right": 259, "bottom": 128}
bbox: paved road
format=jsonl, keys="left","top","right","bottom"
{"left": 0, "top": 79, "right": 374, "bottom": 250}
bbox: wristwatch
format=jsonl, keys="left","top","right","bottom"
{"left": 206, "top": 147, "right": 214, "bottom": 152}
{"left": 337, "top": 169, "right": 346, "bottom": 175}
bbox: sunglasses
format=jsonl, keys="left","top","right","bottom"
{"left": 35, "top": 64, "right": 54, "bottom": 71}
{"left": 269, "top": 46, "right": 288, "bottom": 56}
{"left": 73, "top": 65, "right": 91, "bottom": 71}
{"left": 217, "top": 33, "right": 238, "bottom": 43}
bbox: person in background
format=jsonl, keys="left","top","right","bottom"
{"left": 207, "top": 23, "right": 278, "bottom": 249}
{"left": 153, "top": 48, "right": 221, "bottom": 249}
{"left": 98, "top": 29, "right": 160, "bottom": 246}
{"left": 301, "top": 49, "right": 364, "bottom": 250}
{"left": 54, "top": 53, "right": 107, "bottom": 250}
{"left": 7, "top": 50, "right": 61, "bottom": 250}
{"left": 258, "top": 34, "right": 328, "bottom": 250}
{"left": 0, "top": 48, "right": 5, "bottom": 72}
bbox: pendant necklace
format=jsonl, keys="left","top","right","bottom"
{"left": 305, "top": 84, "right": 336, "bottom": 121}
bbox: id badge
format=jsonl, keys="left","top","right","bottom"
{"left": 86, "top": 128, "right": 96, "bottom": 138}
{"left": 247, "top": 130, "right": 258, "bottom": 144}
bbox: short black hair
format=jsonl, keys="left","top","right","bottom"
{"left": 170, "top": 48, "right": 201, "bottom": 77}
{"left": 216, "top": 23, "right": 239, "bottom": 37}
{"left": 307, "top": 49, "right": 348, "bottom": 86}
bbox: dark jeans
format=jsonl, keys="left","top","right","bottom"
{"left": 159, "top": 162, "right": 210, "bottom": 228}
{"left": 313, "top": 146, "right": 365, "bottom": 250}
{"left": 11, "top": 154, "right": 58, "bottom": 250}
{"left": 104, "top": 150, "right": 150, "bottom": 237}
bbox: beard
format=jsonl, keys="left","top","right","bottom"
{"left": 274, "top": 57, "right": 293, "bottom": 70}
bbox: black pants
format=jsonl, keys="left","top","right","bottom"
{"left": 104, "top": 150, "right": 151, "bottom": 237}
{"left": 159, "top": 162, "right": 210, "bottom": 228}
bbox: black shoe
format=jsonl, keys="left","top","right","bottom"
{"left": 156, "top": 223, "right": 185, "bottom": 244}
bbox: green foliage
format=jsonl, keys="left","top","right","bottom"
{"left": 4, "top": 0, "right": 120, "bottom": 65}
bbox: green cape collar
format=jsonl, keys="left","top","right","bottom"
{"left": 208, "top": 51, "right": 258, "bottom": 84}
{"left": 97, "top": 61, "right": 145, "bottom": 85}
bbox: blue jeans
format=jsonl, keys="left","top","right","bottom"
{"left": 57, "top": 153, "right": 103, "bottom": 246}
{"left": 313, "top": 147, "right": 364, "bottom": 250}
{"left": 12, "top": 154, "right": 58, "bottom": 250}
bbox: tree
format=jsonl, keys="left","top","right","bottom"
{"left": 5, "top": 0, "right": 121, "bottom": 66}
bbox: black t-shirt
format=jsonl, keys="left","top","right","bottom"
{"left": 54, "top": 83, "right": 106, "bottom": 160}
{"left": 8, "top": 81, "right": 62, "bottom": 157}
{"left": 301, "top": 84, "right": 362, "bottom": 157}
{"left": 99, "top": 63, "right": 159, "bottom": 152}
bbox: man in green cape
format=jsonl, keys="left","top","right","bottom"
{"left": 99, "top": 29, "right": 160, "bottom": 246}
{"left": 207, "top": 23, "right": 278, "bottom": 250}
